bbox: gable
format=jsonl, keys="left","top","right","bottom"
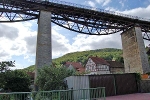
{"left": 90, "top": 57, "right": 110, "bottom": 65}
{"left": 85, "top": 58, "right": 96, "bottom": 71}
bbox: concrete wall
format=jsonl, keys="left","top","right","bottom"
{"left": 121, "top": 27, "right": 150, "bottom": 74}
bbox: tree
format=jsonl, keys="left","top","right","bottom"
{"left": 0, "top": 61, "right": 15, "bottom": 90}
{"left": 0, "top": 70, "right": 31, "bottom": 92}
{"left": 5, "top": 70, "right": 31, "bottom": 92}
{"left": 23, "top": 65, "right": 35, "bottom": 72}
{"left": 0, "top": 72, "right": 5, "bottom": 90}
{"left": 36, "top": 65, "right": 74, "bottom": 91}
{"left": 0, "top": 61, "right": 15, "bottom": 72}
{"left": 115, "top": 56, "right": 124, "bottom": 63}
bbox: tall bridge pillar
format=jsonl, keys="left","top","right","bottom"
{"left": 35, "top": 10, "right": 52, "bottom": 80}
{"left": 121, "top": 26, "right": 150, "bottom": 74}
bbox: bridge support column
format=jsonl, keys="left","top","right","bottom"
{"left": 35, "top": 10, "right": 52, "bottom": 84}
{"left": 121, "top": 26, "right": 150, "bottom": 74}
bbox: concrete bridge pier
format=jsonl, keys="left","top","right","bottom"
{"left": 121, "top": 26, "right": 150, "bottom": 74}
{"left": 34, "top": 10, "right": 52, "bottom": 86}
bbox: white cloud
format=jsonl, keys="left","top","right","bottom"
{"left": 119, "top": 0, "right": 125, "bottom": 8}
{"left": 24, "top": 35, "right": 37, "bottom": 54}
{"left": 0, "top": 49, "right": 8, "bottom": 60}
{"left": 105, "top": 4, "right": 150, "bottom": 21}
{"left": 95, "top": 0, "right": 103, "bottom": 4}
{"left": 95, "top": 0, "right": 111, "bottom": 6}
{"left": 103, "top": 0, "right": 111, "bottom": 6}
{"left": 0, "top": 21, "right": 37, "bottom": 62}
{"left": 71, "top": 33, "right": 122, "bottom": 52}
{"left": 105, "top": 7, "right": 118, "bottom": 11}
{"left": 86, "top": 1, "right": 95, "bottom": 7}
{"left": 122, "top": 5, "right": 150, "bottom": 19}
{"left": 52, "top": 29, "right": 70, "bottom": 58}
{"left": 0, "top": 24, "right": 18, "bottom": 40}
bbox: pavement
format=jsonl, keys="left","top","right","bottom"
{"left": 104, "top": 93, "right": 150, "bottom": 100}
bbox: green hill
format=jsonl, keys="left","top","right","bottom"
{"left": 23, "top": 48, "right": 123, "bottom": 72}
{"left": 22, "top": 65, "right": 35, "bottom": 72}
{"left": 53, "top": 48, "right": 123, "bottom": 66}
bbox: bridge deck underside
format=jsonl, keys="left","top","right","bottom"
{"left": 0, "top": 0, "right": 150, "bottom": 39}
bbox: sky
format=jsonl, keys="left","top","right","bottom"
{"left": 0, "top": 0, "right": 150, "bottom": 69}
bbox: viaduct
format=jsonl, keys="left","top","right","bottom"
{"left": 0, "top": 0, "right": 150, "bottom": 81}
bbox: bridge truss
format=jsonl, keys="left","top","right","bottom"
{"left": 0, "top": 0, "right": 150, "bottom": 40}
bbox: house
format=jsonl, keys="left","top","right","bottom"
{"left": 85, "top": 56, "right": 125, "bottom": 74}
{"left": 63, "top": 62, "right": 85, "bottom": 73}
{"left": 85, "top": 57, "right": 110, "bottom": 74}
{"left": 107, "top": 61, "right": 125, "bottom": 74}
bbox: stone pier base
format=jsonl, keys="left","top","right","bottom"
{"left": 121, "top": 27, "right": 150, "bottom": 74}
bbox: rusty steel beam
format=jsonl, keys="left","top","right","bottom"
{"left": 0, "top": 0, "right": 150, "bottom": 40}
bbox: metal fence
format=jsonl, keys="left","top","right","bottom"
{"left": 89, "top": 73, "right": 138, "bottom": 96}
{"left": 0, "top": 87, "right": 105, "bottom": 100}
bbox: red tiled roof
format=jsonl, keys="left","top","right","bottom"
{"left": 76, "top": 67, "right": 85, "bottom": 73}
{"left": 64, "top": 62, "right": 85, "bottom": 73}
{"left": 65, "top": 62, "right": 83, "bottom": 68}
{"left": 107, "top": 61, "right": 124, "bottom": 68}
{"left": 90, "top": 57, "right": 110, "bottom": 65}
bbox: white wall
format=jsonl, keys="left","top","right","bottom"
{"left": 85, "top": 58, "right": 110, "bottom": 75}
{"left": 85, "top": 58, "right": 96, "bottom": 72}
{"left": 65, "top": 76, "right": 90, "bottom": 100}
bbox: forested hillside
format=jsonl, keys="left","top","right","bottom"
{"left": 23, "top": 65, "right": 35, "bottom": 72}
{"left": 53, "top": 48, "right": 123, "bottom": 66}
{"left": 23, "top": 48, "right": 123, "bottom": 72}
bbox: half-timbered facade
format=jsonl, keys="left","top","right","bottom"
{"left": 85, "top": 57, "right": 110, "bottom": 74}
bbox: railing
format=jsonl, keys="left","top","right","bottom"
{"left": 47, "top": 0, "right": 150, "bottom": 22}
{"left": 0, "top": 92, "right": 31, "bottom": 100}
{"left": 18, "top": 0, "right": 150, "bottom": 22}
{"left": 0, "top": 87, "right": 105, "bottom": 100}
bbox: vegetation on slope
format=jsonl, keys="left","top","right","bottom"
{"left": 24, "top": 48, "right": 123, "bottom": 72}
{"left": 53, "top": 48, "right": 123, "bottom": 66}
{"left": 23, "top": 65, "right": 35, "bottom": 72}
